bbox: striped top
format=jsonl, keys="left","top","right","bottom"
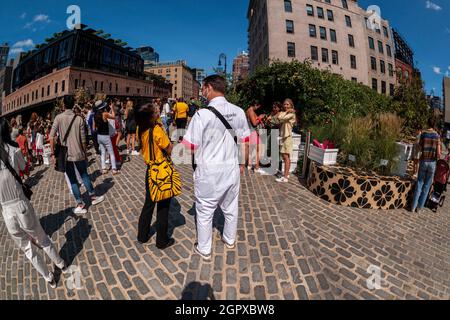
{"left": 420, "top": 129, "right": 440, "bottom": 162}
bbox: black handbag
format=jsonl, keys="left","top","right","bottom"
{"left": 55, "top": 115, "right": 77, "bottom": 173}
{"left": 2, "top": 151, "right": 33, "bottom": 200}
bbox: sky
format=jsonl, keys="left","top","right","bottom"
{"left": 0, "top": 0, "right": 449, "bottom": 97}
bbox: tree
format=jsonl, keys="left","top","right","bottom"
{"left": 391, "top": 74, "right": 430, "bottom": 136}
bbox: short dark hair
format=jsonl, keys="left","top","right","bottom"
{"left": 428, "top": 116, "right": 437, "bottom": 129}
{"left": 64, "top": 96, "right": 75, "bottom": 110}
{"left": 203, "top": 75, "right": 226, "bottom": 94}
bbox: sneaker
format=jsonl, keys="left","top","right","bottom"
{"left": 91, "top": 195, "right": 105, "bottom": 206}
{"left": 56, "top": 262, "right": 70, "bottom": 274}
{"left": 222, "top": 239, "right": 236, "bottom": 250}
{"left": 126, "top": 150, "right": 131, "bottom": 155}
{"left": 276, "top": 177, "right": 289, "bottom": 183}
{"left": 131, "top": 151, "right": 140, "bottom": 156}
{"left": 254, "top": 168, "right": 271, "bottom": 176}
{"left": 193, "top": 244, "right": 212, "bottom": 262}
{"left": 73, "top": 205, "right": 87, "bottom": 215}
{"left": 105, "top": 159, "right": 110, "bottom": 165}
{"left": 47, "top": 273, "right": 57, "bottom": 289}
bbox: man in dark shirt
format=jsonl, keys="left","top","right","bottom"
{"left": 411, "top": 117, "right": 442, "bottom": 214}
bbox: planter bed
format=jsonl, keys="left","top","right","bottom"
{"left": 307, "top": 161, "right": 415, "bottom": 210}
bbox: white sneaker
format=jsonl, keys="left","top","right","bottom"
{"left": 91, "top": 195, "right": 105, "bottom": 206}
{"left": 73, "top": 205, "right": 87, "bottom": 215}
{"left": 254, "top": 168, "right": 271, "bottom": 175}
{"left": 222, "top": 239, "right": 236, "bottom": 250}
{"left": 193, "top": 244, "right": 212, "bottom": 262}
{"left": 276, "top": 177, "right": 289, "bottom": 183}
{"left": 47, "top": 273, "right": 57, "bottom": 289}
{"left": 132, "top": 151, "right": 140, "bottom": 156}
{"left": 126, "top": 150, "right": 131, "bottom": 155}
{"left": 105, "top": 159, "right": 110, "bottom": 164}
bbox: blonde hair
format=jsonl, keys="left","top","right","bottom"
{"left": 284, "top": 98, "right": 294, "bottom": 111}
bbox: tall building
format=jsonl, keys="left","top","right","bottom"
{"left": 2, "top": 28, "right": 171, "bottom": 117}
{"left": 136, "top": 46, "right": 160, "bottom": 68}
{"left": 247, "top": 0, "right": 397, "bottom": 95}
{"left": 444, "top": 77, "right": 450, "bottom": 125}
{"left": 191, "top": 68, "right": 206, "bottom": 83}
{"left": 232, "top": 51, "right": 250, "bottom": 83}
{"left": 0, "top": 43, "right": 9, "bottom": 68}
{"left": 145, "top": 61, "right": 194, "bottom": 101}
{"left": 0, "top": 60, "right": 14, "bottom": 115}
{"left": 392, "top": 29, "right": 414, "bottom": 85}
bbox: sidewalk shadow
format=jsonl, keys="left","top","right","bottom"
{"left": 59, "top": 217, "right": 92, "bottom": 267}
{"left": 93, "top": 178, "right": 115, "bottom": 197}
{"left": 40, "top": 209, "right": 79, "bottom": 238}
{"left": 181, "top": 282, "right": 216, "bottom": 300}
{"left": 168, "top": 198, "right": 186, "bottom": 238}
{"left": 25, "top": 167, "right": 49, "bottom": 188}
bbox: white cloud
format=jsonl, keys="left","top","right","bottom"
{"left": 24, "top": 14, "right": 51, "bottom": 29}
{"left": 33, "top": 14, "right": 50, "bottom": 23}
{"left": 10, "top": 48, "right": 25, "bottom": 55}
{"left": 12, "top": 39, "right": 35, "bottom": 48}
{"left": 20, "top": 12, "right": 27, "bottom": 19}
{"left": 433, "top": 66, "right": 442, "bottom": 74}
{"left": 426, "top": 1, "right": 442, "bottom": 11}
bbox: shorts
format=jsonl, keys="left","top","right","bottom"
{"left": 280, "top": 136, "right": 293, "bottom": 156}
{"left": 126, "top": 121, "right": 137, "bottom": 134}
{"left": 176, "top": 119, "right": 187, "bottom": 130}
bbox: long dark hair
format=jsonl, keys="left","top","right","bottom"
{"left": 135, "top": 103, "right": 158, "bottom": 140}
{"left": 0, "top": 117, "right": 19, "bottom": 167}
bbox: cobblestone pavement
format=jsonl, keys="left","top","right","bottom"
{"left": 0, "top": 148, "right": 449, "bottom": 300}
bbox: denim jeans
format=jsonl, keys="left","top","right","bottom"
{"left": 161, "top": 116, "right": 170, "bottom": 134}
{"left": 412, "top": 161, "right": 437, "bottom": 211}
{"left": 66, "top": 160, "right": 95, "bottom": 205}
{"left": 98, "top": 134, "right": 117, "bottom": 170}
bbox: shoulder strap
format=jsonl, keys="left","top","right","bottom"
{"left": 63, "top": 115, "right": 78, "bottom": 145}
{"left": 1, "top": 146, "right": 24, "bottom": 187}
{"left": 206, "top": 106, "right": 238, "bottom": 145}
{"left": 148, "top": 128, "right": 155, "bottom": 161}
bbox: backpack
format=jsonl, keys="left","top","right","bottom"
{"left": 188, "top": 104, "right": 197, "bottom": 117}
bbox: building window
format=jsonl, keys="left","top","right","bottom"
{"left": 306, "top": 4, "right": 314, "bottom": 16}
{"left": 381, "top": 81, "right": 386, "bottom": 94}
{"left": 332, "top": 50, "right": 339, "bottom": 65}
{"left": 390, "top": 84, "right": 395, "bottom": 96}
{"left": 287, "top": 42, "right": 296, "bottom": 57}
{"left": 309, "top": 24, "right": 317, "bottom": 37}
{"left": 348, "top": 34, "right": 355, "bottom": 47}
{"left": 327, "top": 10, "right": 334, "bottom": 21}
{"left": 286, "top": 20, "right": 294, "bottom": 33}
{"left": 317, "top": 7, "right": 324, "bottom": 19}
{"left": 100, "top": 81, "right": 104, "bottom": 91}
{"left": 95, "top": 81, "right": 98, "bottom": 91}
{"left": 342, "top": 0, "right": 348, "bottom": 9}
{"left": 322, "top": 48, "right": 329, "bottom": 63}
{"left": 32, "top": 91, "right": 34, "bottom": 101}
{"left": 350, "top": 55, "right": 357, "bottom": 69}
{"left": 351, "top": 77, "right": 357, "bottom": 82}
{"left": 388, "top": 63, "right": 394, "bottom": 77}
{"left": 383, "top": 26, "right": 389, "bottom": 38}
{"left": 311, "top": 46, "right": 318, "bottom": 61}
{"left": 42, "top": 87, "right": 44, "bottom": 98}
{"left": 116, "top": 83, "right": 119, "bottom": 92}
{"left": 47, "top": 85, "right": 50, "bottom": 96}
{"left": 378, "top": 41, "right": 384, "bottom": 54}
{"left": 345, "top": 15, "right": 352, "bottom": 27}
{"left": 320, "top": 27, "right": 327, "bottom": 40}
{"left": 380, "top": 60, "right": 386, "bottom": 74}
{"left": 126, "top": 87, "right": 130, "bottom": 94}
{"left": 371, "top": 57, "right": 377, "bottom": 71}
{"left": 368, "top": 37, "right": 375, "bottom": 50}
{"left": 109, "top": 83, "right": 112, "bottom": 92}
{"left": 55, "top": 82, "right": 58, "bottom": 94}
{"left": 62, "top": 80, "right": 65, "bottom": 92}
{"left": 330, "top": 29, "right": 337, "bottom": 43}
{"left": 386, "top": 44, "right": 392, "bottom": 57}
{"left": 75, "top": 79, "right": 79, "bottom": 90}
{"left": 284, "top": 0, "right": 293, "bottom": 12}
{"left": 82, "top": 80, "right": 86, "bottom": 87}
{"left": 372, "top": 78, "right": 378, "bottom": 91}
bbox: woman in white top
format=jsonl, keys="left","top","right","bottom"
{"left": 160, "top": 99, "right": 172, "bottom": 134}
{"left": 0, "top": 118, "right": 67, "bottom": 289}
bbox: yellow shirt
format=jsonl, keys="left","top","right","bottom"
{"left": 139, "top": 125, "right": 171, "bottom": 164}
{"left": 174, "top": 102, "right": 189, "bottom": 120}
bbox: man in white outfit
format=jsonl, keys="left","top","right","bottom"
{"left": 182, "top": 75, "right": 250, "bottom": 261}
{"left": 0, "top": 118, "right": 67, "bottom": 288}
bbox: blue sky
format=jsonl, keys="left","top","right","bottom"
{"left": 0, "top": 0, "right": 449, "bottom": 96}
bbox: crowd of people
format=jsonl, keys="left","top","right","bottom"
{"left": 0, "top": 73, "right": 448, "bottom": 290}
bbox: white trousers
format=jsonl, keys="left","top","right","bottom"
{"left": 195, "top": 166, "right": 240, "bottom": 255}
{"left": 1, "top": 198, "right": 65, "bottom": 282}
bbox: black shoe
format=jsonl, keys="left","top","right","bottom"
{"left": 156, "top": 238, "right": 175, "bottom": 250}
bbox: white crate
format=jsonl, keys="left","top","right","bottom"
{"left": 308, "top": 144, "right": 339, "bottom": 166}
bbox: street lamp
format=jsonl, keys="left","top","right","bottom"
{"left": 218, "top": 53, "right": 227, "bottom": 76}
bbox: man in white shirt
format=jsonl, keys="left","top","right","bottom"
{"left": 160, "top": 99, "right": 172, "bottom": 134}
{"left": 182, "top": 75, "right": 250, "bottom": 261}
